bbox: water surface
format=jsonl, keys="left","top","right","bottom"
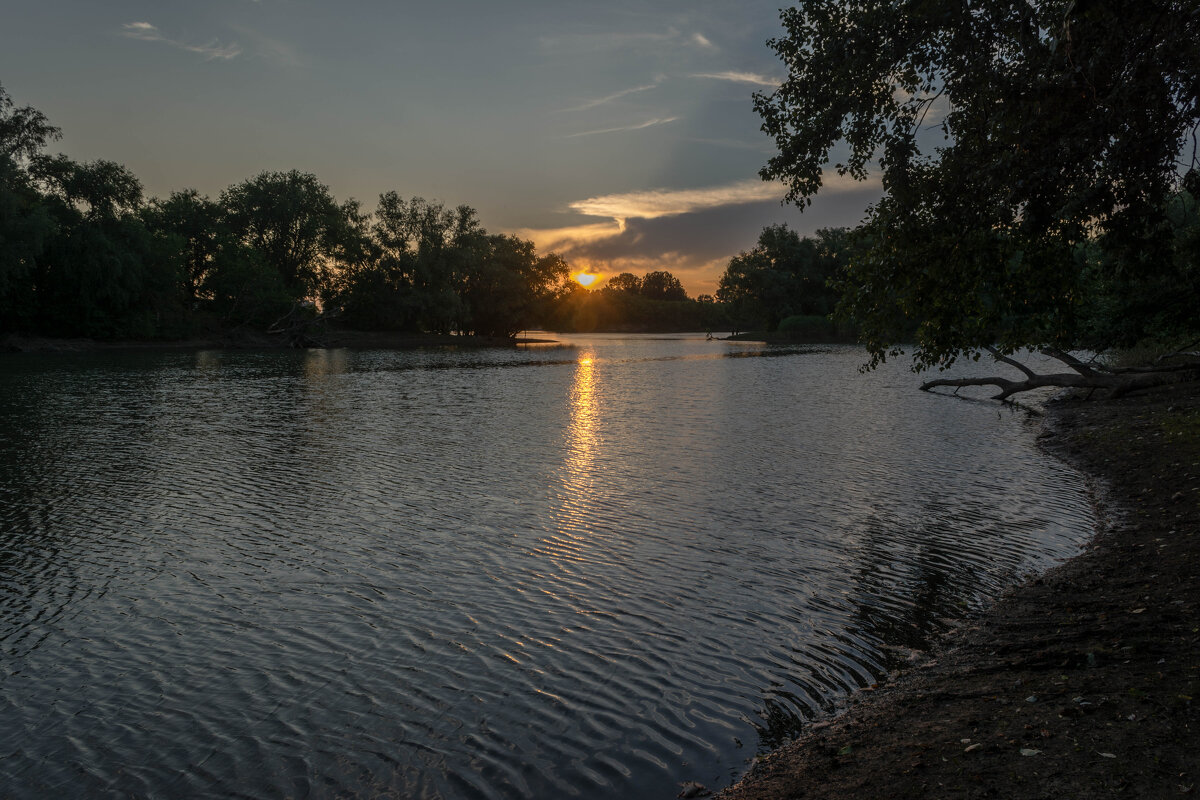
{"left": 0, "top": 335, "right": 1092, "bottom": 798}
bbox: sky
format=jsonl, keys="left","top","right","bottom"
{"left": 0, "top": 0, "right": 881, "bottom": 296}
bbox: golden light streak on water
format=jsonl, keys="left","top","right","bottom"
{"left": 557, "top": 353, "right": 599, "bottom": 540}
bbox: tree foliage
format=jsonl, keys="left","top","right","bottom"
{"left": 607, "top": 272, "right": 642, "bottom": 294}
{"left": 220, "top": 170, "right": 351, "bottom": 300}
{"left": 639, "top": 270, "right": 688, "bottom": 301}
{"left": 0, "top": 83, "right": 573, "bottom": 342}
{"left": 757, "top": 0, "right": 1200, "bottom": 373}
{"left": 717, "top": 224, "right": 845, "bottom": 332}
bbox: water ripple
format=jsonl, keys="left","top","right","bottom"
{"left": 0, "top": 337, "right": 1092, "bottom": 798}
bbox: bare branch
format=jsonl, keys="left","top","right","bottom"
{"left": 1039, "top": 348, "right": 1100, "bottom": 377}
{"left": 984, "top": 345, "right": 1037, "bottom": 379}
{"left": 921, "top": 363, "right": 1200, "bottom": 402}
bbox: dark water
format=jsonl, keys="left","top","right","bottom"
{"left": 0, "top": 335, "right": 1091, "bottom": 798}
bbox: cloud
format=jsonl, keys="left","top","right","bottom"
{"left": 122, "top": 22, "right": 242, "bottom": 61}
{"left": 560, "top": 82, "right": 660, "bottom": 113}
{"left": 568, "top": 178, "right": 783, "bottom": 221}
{"left": 566, "top": 117, "right": 679, "bottom": 138}
{"left": 512, "top": 173, "right": 882, "bottom": 295}
{"left": 692, "top": 71, "right": 780, "bottom": 88}
{"left": 541, "top": 27, "right": 717, "bottom": 54}
{"left": 511, "top": 221, "right": 627, "bottom": 253}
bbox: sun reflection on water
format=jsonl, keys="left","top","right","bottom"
{"left": 566, "top": 354, "right": 597, "bottom": 491}
{"left": 550, "top": 353, "right": 600, "bottom": 547}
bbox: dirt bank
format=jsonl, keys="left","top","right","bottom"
{"left": 715, "top": 382, "right": 1200, "bottom": 799}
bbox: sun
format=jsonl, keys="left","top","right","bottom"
{"left": 573, "top": 271, "right": 600, "bottom": 288}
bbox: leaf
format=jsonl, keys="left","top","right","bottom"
{"left": 1098, "top": 752, "right": 1117, "bottom": 759}
{"left": 1020, "top": 748, "right": 1042, "bottom": 757}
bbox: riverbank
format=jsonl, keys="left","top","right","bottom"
{"left": 717, "top": 381, "right": 1199, "bottom": 799}
{"left": 0, "top": 330, "right": 557, "bottom": 353}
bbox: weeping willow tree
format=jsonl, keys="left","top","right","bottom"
{"left": 756, "top": 0, "right": 1200, "bottom": 399}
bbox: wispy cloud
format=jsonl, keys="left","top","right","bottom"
{"left": 569, "top": 178, "right": 783, "bottom": 220}
{"left": 692, "top": 71, "right": 780, "bottom": 88}
{"left": 561, "top": 82, "right": 660, "bottom": 113}
{"left": 122, "top": 22, "right": 242, "bottom": 61}
{"left": 541, "top": 27, "right": 716, "bottom": 54}
{"left": 566, "top": 117, "right": 679, "bottom": 138}
{"left": 511, "top": 220, "right": 627, "bottom": 253}
{"left": 512, "top": 173, "right": 880, "bottom": 296}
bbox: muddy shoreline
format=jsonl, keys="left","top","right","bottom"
{"left": 716, "top": 383, "right": 1199, "bottom": 799}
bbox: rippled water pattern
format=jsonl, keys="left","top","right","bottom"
{"left": 0, "top": 336, "right": 1091, "bottom": 798}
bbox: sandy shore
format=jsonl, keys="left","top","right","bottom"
{"left": 715, "top": 382, "right": 1199, "bottom": 799}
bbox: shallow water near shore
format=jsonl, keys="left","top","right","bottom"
{"left": 0, "top": 335, "right": 1092, "bottom": 798}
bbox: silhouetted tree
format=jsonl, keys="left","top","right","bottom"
{"left": 220, "top": 170, "right": 352, "bottom": 300}
{"left": 0, "top": 83, "right": 59, "bottom": 331}
{"left": 143, "top": 189, "right": 225, "bottom": 301}
{"left": 31, "top": 154, "right": 186, "bottom": 337}
{"left": 607, "top": 272, "right": 642, "bottom": 293}
{"left": 639, "top": 270, "right": 687, "bottom": 301}
{"left": 716, "top": 224, "right": 843, "bottom": 331}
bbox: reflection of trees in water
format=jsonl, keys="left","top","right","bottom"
{"left": 749, "top": 491, "right": 1037, "bottom": 749}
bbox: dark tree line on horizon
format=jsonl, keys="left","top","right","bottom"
{"left": 0, "top": 80, "right": 855, "bottom": 343}
{"left": 0, "top": 83, "right": 584, "bottom": 341}
{"left": 1, "top": 81, "right": 850, "bottom": 343}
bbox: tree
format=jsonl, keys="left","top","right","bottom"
{"left": 461, "top": 234, "right": 569, "bottom": 337}
{"left": 717, "top": 224, "right": 844, "bottom": 331}
{"left": 0, "top": 84, "right": 59, "bottom": 331}
{"left": 757, "top": 0, "right": 1200, "bottom": 397}
{"left": 143, "top": 189, "right": 225, "bottom": 301}
{"left": 607, "top": 272, "right": 642, "bottom": 293}
{"left": 0, "top": 83, "right": 59, "bottom": 165}
{"left": 220, "top": 170, "right": 352, "bottom": 300}
{"left": 30, "top": 155, "right": 189, "bottom": 338}
{"left": 639, "top": 270, "right": 687, "bottom": 301}
{"left": 33, "top": 155, "right": 144, "bottom": 220}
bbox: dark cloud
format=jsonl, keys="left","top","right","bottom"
{"left": 564, "top": 189, "right": 878, "bottom": 264}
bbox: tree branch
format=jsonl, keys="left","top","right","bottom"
{"left": 921, "top": 364, "right": 1200, "bottom": 402}
{"left": 1039, "top": 347, "right": 1101, "bottom": 377}
{"left": 984, "top": 345, "right": 1037, "bottom": 379}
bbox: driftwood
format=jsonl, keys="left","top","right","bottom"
{"left": 920, "top": 345, "right": 1200, "bottom": 401}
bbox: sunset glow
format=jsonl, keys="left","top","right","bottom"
{"left": 573, "top": 272, "right": 600, "bottom": 288}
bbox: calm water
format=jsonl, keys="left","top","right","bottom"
{"left": 0, "top": 335, "right": 1091, "bottom": 799}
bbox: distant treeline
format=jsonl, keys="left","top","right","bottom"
{"left": 1, "top": 84, "right": 576, "bottom": 340}
{"left": 551, "top": 228, "right": 855, "bottom": 336}
{"left": 1, "top": 83, "right": 852, "bottom": 342}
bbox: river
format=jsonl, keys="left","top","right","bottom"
{"left": 0, "top": 334, "right": 1092, "bottom": 798}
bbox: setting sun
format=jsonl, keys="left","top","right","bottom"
{"left": 573, "top": 272, "right": 600, "bottom": 288}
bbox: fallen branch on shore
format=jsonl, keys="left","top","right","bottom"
{"left": 919, "top": 346, "right": 1200, "bottom": 401}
